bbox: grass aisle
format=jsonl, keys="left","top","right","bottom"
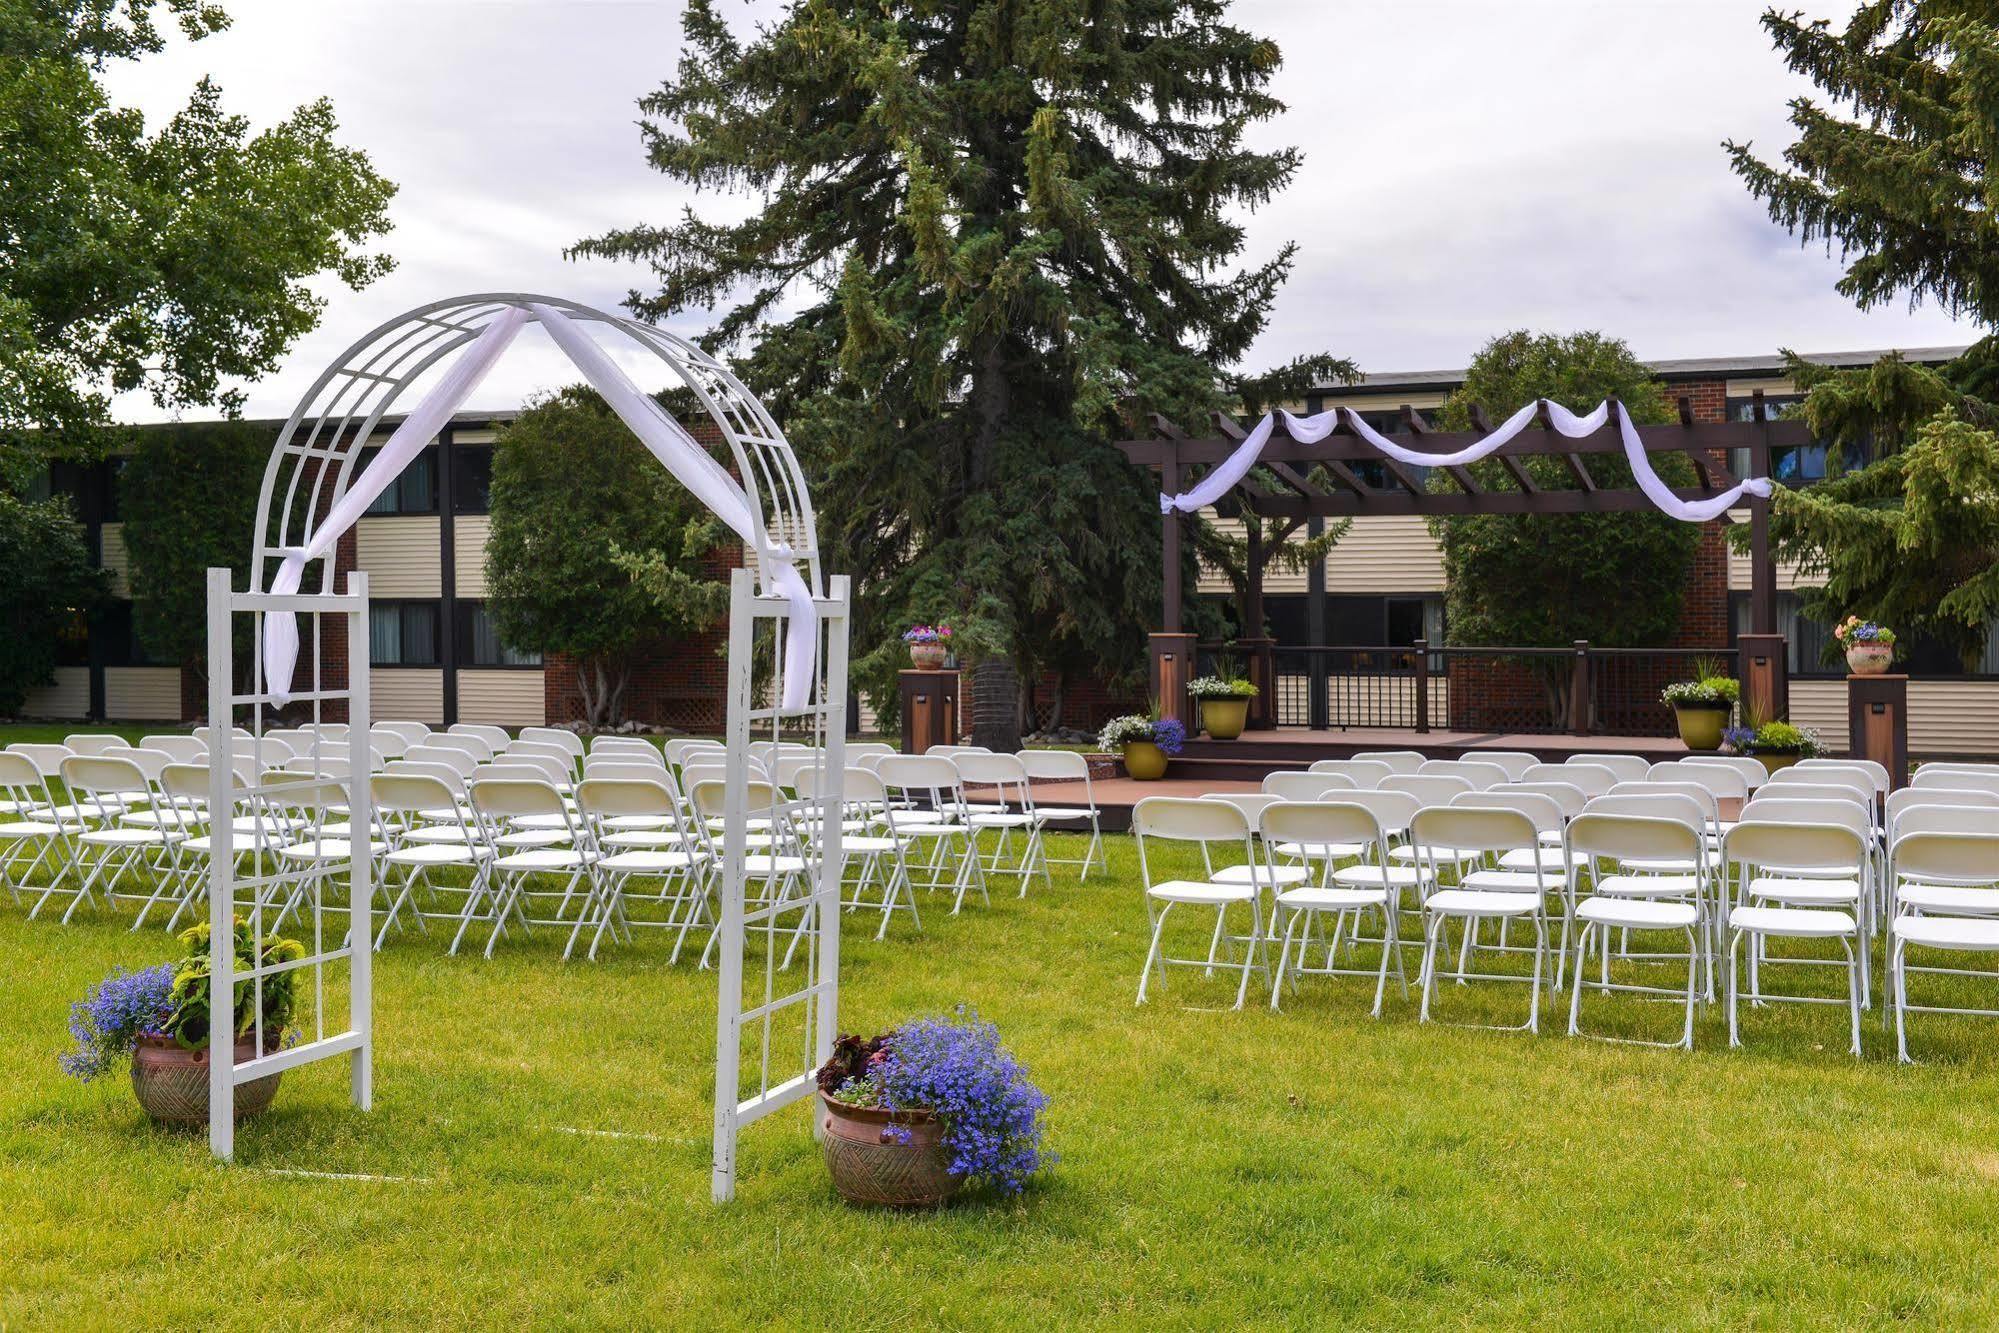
{"left": 3, "top": 830, "right": 1997, "bottom": 1327}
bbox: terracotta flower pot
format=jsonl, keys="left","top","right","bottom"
{"left": 1201, "top": 697, "right": 1250, "bottom": 741}
{"left": 130, "top": 1035, "right": 281, "bottom": 1126}
{"left": 1672, "top": 703, "right": 1730, "bottom": 752}
{"left": 1121, "top": 741, "right": 1168, "bottom": 781}
{"left": 1846, "top": 643, "right": 1893, "bottom": 676}
{"left": 908, "top": 643, "right": 947, "bottom": 670}
{"left": 821, "top": 1095, "right": 963, "bottom": 1208}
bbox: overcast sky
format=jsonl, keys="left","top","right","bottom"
{"left": 103, "top": 0, "right": 1978, "bottom": 423}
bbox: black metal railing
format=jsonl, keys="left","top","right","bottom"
{"left": 1238, "top": 642, "right": 1738, "bottom": 736}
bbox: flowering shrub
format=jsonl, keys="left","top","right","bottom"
{"left": 59, "top": 965, "right": 174, "bottom": 1081}
{"left": 1835, "top": 616, "right": 1896, "bottom": 647}
{"left": 1185, "top": 675, "right": 1258, "bottom": 699}
{"left": 1661, "top": 677, "right": 1739, "bottom": 709}
{"left": 902, "top": 624, "right": 952, "bottom": 645}
{"left": 1098, "top": 714, "right": 1186, "bottom": 754}
{"left": 1723, "top": 721, "right": 1821, "bottom": 757}
{"left": 818, "top": 1012, "right": 1051, "bottom": 1194}
{"left": 57, "top": 917, "right": 305, "bottom": 1081}
{"left": 1721, "top": 725, "right": 1756, "bottom": 753}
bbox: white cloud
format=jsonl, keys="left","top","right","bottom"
{"left": 100, "top": 0, "right": 1975, "bottom": 422}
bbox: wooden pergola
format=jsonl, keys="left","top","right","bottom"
{"left": 1117, "top": 393, "right": 1811, "bottom": 730}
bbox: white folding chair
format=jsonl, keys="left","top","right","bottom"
{"left": 1379, "top": 774, "right": 1473, "bottom": 807}
{"left": 1682, "top": 753, "right": 1768, "bottom": 792}
{"left": 377, "top": 720, "right": 433, "bottom": 747}
{"left": 1723, "top": 820, "right": 1868, "bottom": 1056}
{"left": 462, "top": 776, "right": 594, "bottom": 959}
{"left": 1262, "top": 771, "right": 1359, "bottom": 801}
{"left": 519, "top": 726, "right": 586, "bottom": 762}
{"left": 1888, "top": 830, "right": 1999, "bottom": 1062}
{"left": 430, "top": 733, "right": 495, "bottom": 764}
{"left": 1525, "top": 762, "right": 1617, "bottom": 798}
{"left": 138, "top": 735, "right": 206, "bottom": 764}
{"left": 796, "top": 765, "right": 919, "bottom": 941}
{"left": 449, "top": 723, "right": 513, "bottom": 753}
{"left": 1797, "top": 757, "right": 1890, "bottom": 798}
{"left": 1564, "top": 810, "right": 1707, "bottom": 1049}
{"left": 1307, "top": 758, "right": 1392, "bottom": 789}
{"left": 1417, "top": 759, "right": 1509, "bottom": 791}
{"left": 63, "top": 734, "right": 132, "bottom": 756}
{"left": 875, "top": 755, "right": 987, "bottom": 913}
{"left": 371, "top": 772, "right": 492, "bottom": 950}
{"left": 1566, "top": 753, "right": 1652, "bottom": 783}
{"left": 950, "top": 752, "right": 1051, "bottom": 896}
{"left": 1476, "top": 751, "right": 1541, "bottom": 781}
{"left": 1410, "top": 805, "right": 1552, "bottom": 1032}
{"left": 52, "top": 755, "right": 180, "bottom": 923}
{"left": 575, "top": 776, "right": 710, "bottom": 961}
{"left": 1262, "top": 800, "right": 1409, "bottom": 1016}
{"left": 0, "top": 752, "right": 65, "bottom": 907}
{"left": 1131, "top": 797, "right": 1267, "bottom": 1010}
{"left": 1017, "top": 749, "right": 1104, "bottom": 881}
{"left": 1350, "top": 750, "right": 1426, "bottom": 775}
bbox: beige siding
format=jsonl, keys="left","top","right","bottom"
{"left": 98, "top": 522, "right": 130, "bottom": 596}
{"left": 370, "top": 669, "right": 444, "bottom": 724}
{"left": 1318, "top": 390, "right": 1452, "bottom": 413}
{"left": 454, "top": 514, "right": 491, "bottom": 597}
{"left": 355, "top": 517, "right": 441, "bottom": 597}
{"left": 1327, "top": 518, "right": 1445, "bottom": 593}
{"left": 1911, "top": 681, "right": 1999, "bottom": 757}
{"left": 452, "top": 429, "right": 498, "bottom": 446}
{"left": 104, "top": 667, "right": 181, "bottom": 720}
{"left": 457, "top": 670, "right": 545, "bottom": 727}
{"left": 1789, "top": 680, "right": 1847, "bottom": 751}
{"left": 1195, "top": 517, "right": 1307, "bottom": 595}
{"left": 1725, "top": 375, "right": 1797, "bottom": 400}
{"left": 22, "top": 666, "right": 89, "bottom": 719}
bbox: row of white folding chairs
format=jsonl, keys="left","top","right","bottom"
{"left": 1133, "top": 779, "right": 1999, "bottom": 1059}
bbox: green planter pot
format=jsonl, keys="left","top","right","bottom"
{"left": 1122, "top": 741, "right": 1169, "bottom": 781}
{"left": 1673, "top": 703, "right": 1730, "bottom": 752}
{"left": 1756, "top": 751, "right": 1805, "bottom": 776}
{"left": 1200, "top": 698, "right": 1250, "bottom": 741}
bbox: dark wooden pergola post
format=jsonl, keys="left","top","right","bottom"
{"left": 1739, "top": 391, "right": 1790, "bottom": 723}
{"left": 1150, "top": 442, "right": 1197, "bottom": 730}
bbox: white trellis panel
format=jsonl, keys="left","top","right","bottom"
{"left": 205, "top": 568, "right": 373, "bottom": 1159}
{"left": 711, "top": 571, "right": 850, "bottom": 1202}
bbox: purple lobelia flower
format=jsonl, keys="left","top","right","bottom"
{"left": 1151, "top": 717, "right": 1187, "bottom": 756}
{"left": 876, "top": 1012, "right": 1052, "bottom": 1194}
{"left": 59, "top": 963, "right": 174, "bottom": 1082}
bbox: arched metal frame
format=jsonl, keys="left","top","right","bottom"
{"left": 213, "top": 295, "right": 846, "bottom": 1200}
{"left": 251, "top": 293, "right": 822, "bottom": 610}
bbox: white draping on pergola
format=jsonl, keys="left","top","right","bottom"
{"left": 260, "top": 305, "right": 819, "bottom": 709}
{"left": 1159, "top": 398, "right": 1775, "bottom": 523}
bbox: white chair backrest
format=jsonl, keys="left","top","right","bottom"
{"left": 1609, "top": 780, "right": 1720, "bottom": 829}
{"left": 367, "top": 727, "right": 412, "bottom": 760}
{"left": 1417, "top": 758, "right": 1508, "bottom": 791}
{"left": 665, "top": 738, "right": 724, "bottom": 768}
{"left": 929, "top": 744, "right": 991, "bottom": 758}
{"left": 590, "top": 735, "right": 660, "bottom": 759}
{"left": 1017, "top": 749, "right": 1089, "bottom": 782}
{"left": 1260, "top": 799, "right": 1386, "bottom": 852}
{"left": 1681, "top": 753, "right": 1769, "bottom": 790}
{"left": 1203, "top": 791, "right": 1280, "bottom": 830}
{"left": 1725, "top": 818, "right": 1865, "bottom": 877}
{"left": 1321, "top": 788, "right": 1420, "bottom": 836}
{"left": 5, "top": 743, "right": 70, "bottom": 779}
{"left": 1306, "top": 758, "right": 1392, "bottom": 789}
{"left": 518, "top": 726, "right": 585, "bottom": 759}
{"left": 1410, "top": 804, "right": 1539, "bottom": 858}
{"left": 807, "top": 765, "right": 886, "bottom": 806}
{"left": 1889, "top": 805, "right": 1999, "bottom": 844}
{"left": 1913, "top": 767, "right": 1999, "bottom": 797}
{"left": 139, "top": 735, "right": 206, "bottom": 764}
{"left": 63, "top": 734, "right": 131, "bottom": 756}
{"left": 686, "top": 776, "right": 782, "bottom": 822}
{"left": 122, "top": 748, "right": 174, "bottom": 783}
{"left": 1891, "top": 830, "right": 1999, "bottom": 886}
{"left": 1505, "top": 780, "right": 1588, "bottom": 820}
{"left": 1579, "top": 791, "right": 1707, "bottom": 835}
{"left": 777, "top": 752, "right": 839, "bottom": 789}
{"left": 1523, "top": 762, "right": 1615, "bottom": 797}
{"left": 373, "top": 772, "right": 459, "bottom": 818}
{"left": 1567, "top": 809, "right": 1702, "bottom": 864}
{"left": 388, "top": 759, "right": 469, "bottom": 797}
{"left": 377, "top": 720, "right": 432, "bottom": 746}
{"left": 470, "top": 775, "right": 568, "bottom": 824}
{"left": 449, "top": 723, "right": 512, "bottom": 752}
{"left": 580, "top": 759, "right": 677, "bottom": 785}
{"left": 301, "top": 721, "right": 349, "bottom": 740}
{"left": 1734, "top": 796, "right": 1868, "bottom": 843}
{"left": 576, "top": 775, "right": 680, "bottom": 823}
{"left": 948, "top": 751, "right": 1030, "bottom": 792}
{"left": 846, "top": 741, "right": 896, "bottom": 759}
{"left": 61, "top": 754, "right": 148, "bottom": 800}
{"left": 1262, "top": 770, "right": 1358, "bottom": 800}
{"left": 0, "top": 751, "right": 46, "bottom": 791}
{"left": 1796, "top": 757, "right": 1889, "bottom": 795}
{"left": 1887, "top": 786, "right": 1999, "bottom": 840}
{"left": 404, "top": 745, "right": 478, "bottom": 778}
{"left": 495, "top": 752, "right": 570, "bottom": 785}
{"left": 1350, "top": 750, "right": 1426, "bottom": 775}
{"left": 507, "top": 740, "right": 578, "bottom": 769}
{"left": 876, "top": 754, "right": 962, "bottom": 797}
{"left": 1449, "top": 788, "right": 1564, "bottom": 836}
{"left": 1748, "top": 780, "right": 1867, "bottom": 811}
{"left": 1379, "top": 773, "right": 1474, "bottom": 805}
{"left": 1566, "top": 752, "right": 1652, "bottom": 783}
{"left": 1646, "top": 760, "right": 1748, "bottom": 802}
{"left": 1766, "top": 765, "right": 1871, "bottom": 802}
{"left": 431, "top": 733, "right": 494, "bottom": 763}
{"left": 588, "top": 743, "right": 666, "bottom": 770}
{"left": 1475, "top": 751, "right": 1541, "bottom": 781}
{"left": 1132, "top": 795, "right": 1249, "bottom": 844}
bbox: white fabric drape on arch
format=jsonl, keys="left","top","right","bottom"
{"left": 260, "top": 304, "right": 818, "bottom": 711}
{"left": 1158, "top": 398, "right": 1774, "bottom": 523}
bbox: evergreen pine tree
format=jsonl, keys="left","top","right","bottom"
{"left": 575, "top": 0, "right": 1342, "bottom": 738}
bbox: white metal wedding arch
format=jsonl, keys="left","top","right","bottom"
{"left": 204, "top": 293, "right": 848, "bottom": 1202}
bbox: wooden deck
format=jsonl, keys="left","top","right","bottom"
{"left": 1032, "top": 726, "right": 1699, "bottom": 831}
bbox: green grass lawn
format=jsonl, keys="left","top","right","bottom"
{"left": 4, "top": 728, "right": 1998, "bottom": 1325}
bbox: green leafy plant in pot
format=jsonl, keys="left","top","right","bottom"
{"left": 1185, "top": 659, "right": 1260, "bottom": 740}
{"left": 1661, "top": 660, "right": 1740, "bottom": 751}
{"left": 60, "top": 917, "right": 305, "bottom": 1125}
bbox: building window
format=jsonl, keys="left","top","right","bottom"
{"left": 453, "top": 444, "right": 494, "bottom": 514}
{"left": 457, "top": 600, "right": 539, "bottom": 667}
{"left": 54, "top": 608, "right": 90, "bottom": 667}
{"left": 95, "top": 601, "right": 160, "bottom": 667}
{"left": 1727, "top": 395, "right": 1828, "bottom": 483}
{"left": 369, "top": 601, "right": 441, "bottom": 666}
{"left": 358, "top": 446, "right": 438, "bottom": 515}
